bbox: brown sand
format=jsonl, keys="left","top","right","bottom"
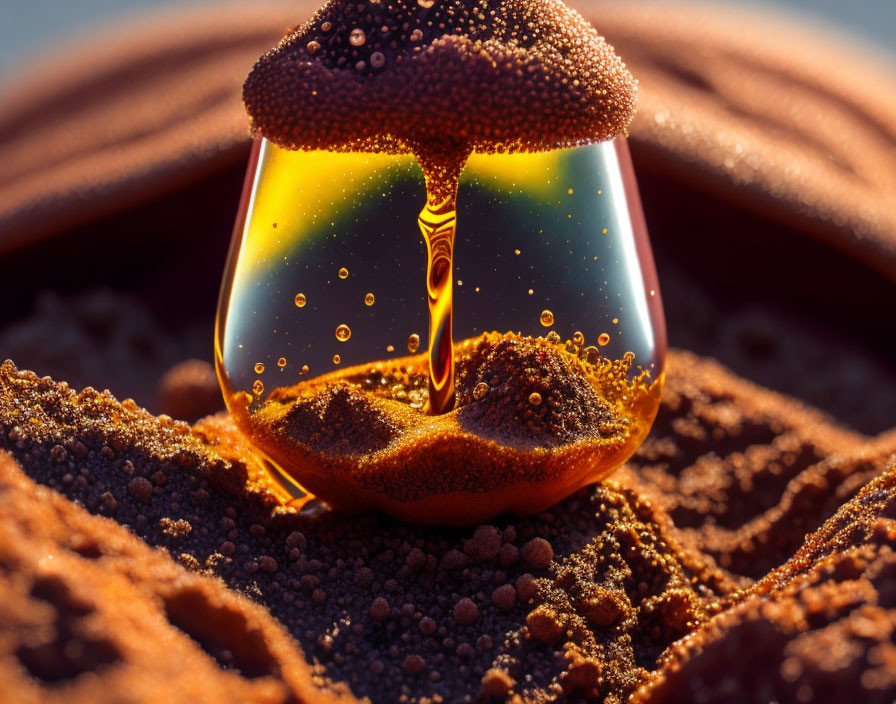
{"left": 0, "top": 451, "right": 351, "bottom": 704}
{"left": 240, "top": 333, "right": 660, "bottom": 523}
{"left": 243, "top": 0, "right": 635, "bottom": 157}
{"left": 632, "top": 456, "right": 896, "bottom": 704}
{"left": 1, "top": 352, "right": 894, "bottom": 702}
{"left": 0, "top": 289, "right": 212, "bottom": 418}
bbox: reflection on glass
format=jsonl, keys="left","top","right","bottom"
{"left": 216, "top": 138, "right": 666, "bottom": 523}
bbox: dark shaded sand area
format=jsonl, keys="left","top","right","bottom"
{"left": 2, "top": 350, "right": 895, "bottom": 703}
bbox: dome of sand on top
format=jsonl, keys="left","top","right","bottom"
{"left": 243, "top": 0, "right": 637, "bottom": 158}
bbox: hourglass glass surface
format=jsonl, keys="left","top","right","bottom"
{"left": 216, "top": 138, "right": 665, "bottom": 522}
{"left": 216, "top": 0, "right": 666, "bottom": 523}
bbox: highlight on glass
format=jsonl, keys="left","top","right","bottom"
{"left": 215, "top": 137, "right": 666, "bottom": 524}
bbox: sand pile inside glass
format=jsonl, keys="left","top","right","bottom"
{"left": 243, "top": 333, "right": 659, "bottom": 520}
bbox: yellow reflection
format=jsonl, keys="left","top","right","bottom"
{"left": 238, "top": 141, "right": 566, "bottom": 279}
{"left": 465, "top": 149, "right": 563, "bottom": 198}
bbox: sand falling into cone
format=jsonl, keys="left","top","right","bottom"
{"left": 243, "top": 0, "right": 637, "bottom": 414}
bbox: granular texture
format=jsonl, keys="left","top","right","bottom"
{"left": 633, "top": 460, "right": 896, "bottom": 704}
{"left": 0, "top": 452, "right": 349, "bottom": 704}
{"left": 277, "top": 383, "right": 402, "bottom": 455}
{"left": 242, "top": 332, "right": 659, "bottom": 523}
{"left": 243, "top": 0, "right": 636, "bottom": 158}
{"left": 621, "top": 351, "right": 894, "bottom": 583}
{"left": 455, "top": 334, "right": 616, "bottom": 447}
{"left": 1, "top": 353, "right": 895, "bottom": 703}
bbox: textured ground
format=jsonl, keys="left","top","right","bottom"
{"left": 1, "top": 350, "right": 894, "bottom": 703}
{"left": 0, "top": 1, "right": 894, "bottom": 701}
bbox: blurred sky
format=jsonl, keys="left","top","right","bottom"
{"left": 0, "top": 0, "right": 894, "bottom": 83}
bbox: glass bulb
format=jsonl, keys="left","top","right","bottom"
{"left": 215, "top": 138, "right": 666, "bottom": 524}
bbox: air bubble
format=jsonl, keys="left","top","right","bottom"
{"left": 528, "top": 392, "right": 542, "bottom": 405}
{"left": 572, "top": 331, "right": 585, "bottom": 346}
{"left": 370, "top": 52, "right": 386, "bottom": 69}
{"left": 338, "top": 267, "right": 349, "bottom": 279}
{"left": 277, "top": 357, "right": 287, "bottom": 367}
{"left": 252, "top": 380, "right": 264, "bottom": 395}
{"left": 254, "top": 362, "right": 265, "bottom": 374}
{"left": 365, "top": 293, "right": 375, "bottom": 306}
{"left": 540, "top": 310, "right": 554, "bottom": 327}
{"left": 306, "top": 40, "right": 320, "bottom": 54}
{"left": 349, "top": 29, "right": 366, "bottom": 46}
{"left": 407, "top": 334, "right": 421, "bottom": 353}
{"left": 333, "top": 355, "right": 341, "bottom": 365}
{"left": 336, "top": 324, "right": 352, "bottom": 342}
{"left": 598, "top": 333, "right": 610, "bottom": 346}
{"left": 295, "top": 293, "right": 307, "bottom": 307}
{"left": 473, "top": 382, "right": 489, "bottom": 400}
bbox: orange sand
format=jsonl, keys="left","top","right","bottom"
{"left": 230, "top": 332, "right": 663, "bottom": 524}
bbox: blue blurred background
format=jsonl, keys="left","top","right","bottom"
{"left": 1, "top": 0, "right": 893, "bottom": 82}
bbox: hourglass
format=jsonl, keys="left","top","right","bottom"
{"left": 215, "top": 0, "right": 666, "bottom": 524}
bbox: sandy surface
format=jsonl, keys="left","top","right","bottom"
{"left": 1, "top": 351, "right": 894, "bottom": 702}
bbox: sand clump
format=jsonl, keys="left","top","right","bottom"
{"left": 278, "top": 384, "right": 402, "bottom": 456}
{"left": 243, "top": 0, "right": 636, "bottom": 159}
{"left": 158, "top": 358, "right": 223, "bottom": 423}
{"left": 454, "top": 333, "right": 617, "bottom": 447}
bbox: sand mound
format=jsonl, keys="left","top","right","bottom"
{"left": 243, "top": 0, "right": 636, "bottom": 155}
{"left": 455, "top": 333, "right": 616, "bottom": 447}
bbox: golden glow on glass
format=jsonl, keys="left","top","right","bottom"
{"left": 215, "top": 138, "right": 667, "bottom": 523}
{"left": 230, "top": 143, "right": 565, "bottom": 283}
